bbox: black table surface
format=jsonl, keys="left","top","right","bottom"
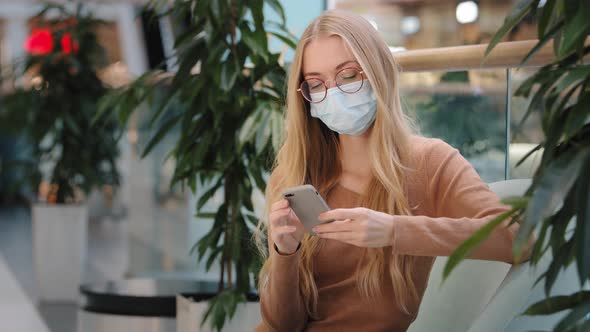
{"left": 79, "top": 278, "right": 258, "bottom": 317}
{"left": 80, "top": 279, "right": 219, "bottom": 297}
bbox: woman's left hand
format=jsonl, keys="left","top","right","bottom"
{"left": 313, "top": 208, "right": 395, "bottom": 248}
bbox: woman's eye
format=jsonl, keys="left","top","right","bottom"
{"left": 310, "top": 83, "right": 323, "bottom": 90}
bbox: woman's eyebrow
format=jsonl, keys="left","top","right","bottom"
{"left": 303, "top": 60, "right": 359, "bottom": 78}
{"left": 335, "top": 60, "right": 359, "bottom": 70}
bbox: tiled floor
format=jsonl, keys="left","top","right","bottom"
{"left": 0, "top": 135, "right": 201, "bottom": 331}
{"left": 0, "top": 157, "right": 196, "bottom": 332}
{"left": 0, "top": 202, "right": 196, "bottom": 332}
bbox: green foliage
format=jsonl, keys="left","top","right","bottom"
{"left": 0, "top": 3, "right": 120, "bottom": 204}
{"left": 98, "top": 0, "right": 295, "bottom": 329}
{"left": 414, "top": 71, "right": 506, "bottom": 157}
{"left": 443, "top": 199, "right": 528, "bottom": 280}
{"left": 447, "top": 1, "right": 590, "bottom": 331}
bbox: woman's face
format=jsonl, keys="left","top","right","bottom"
{"left": 302, "top": 35, "right": 360, "bottom": 89}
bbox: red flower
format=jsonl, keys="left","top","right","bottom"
{"left": 24, "top": 29, "right": 54, "bottom": 55}
{"left": 61, "top": 33, "right": 80, "bottom": 54}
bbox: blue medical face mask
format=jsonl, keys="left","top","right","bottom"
{"left": 309, "top": 79, "right": 377, "bottom": 136}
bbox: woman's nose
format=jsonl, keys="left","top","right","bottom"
{"left": 325, "top": 79, "right": 337, "bottom": 89}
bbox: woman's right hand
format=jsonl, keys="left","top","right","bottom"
{"left": 269, "top": 199, "right": 305, "bottom": 255}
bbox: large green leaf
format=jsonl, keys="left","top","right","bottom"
{"left": 516, "top": 147, "right": 590, "bottom": 255}
{"left": 554, "top": 65, "right": 590, "bottom": 92}
{"left": 563, "top": 92, "right": 590, "bottom": 140}
{"left": 544, "top": 238, "right": 574, "bottom": 296}
{"left": 255, "top": 109, "right": 272, "bottom": 154}
{"left": 574, "top": 154, "right": 590, "bottom": 282}
{"left": 515, "top": 143, "right": 543, "bottom": 168}
{"left": 238, "top": 103, "right": 265, "bottom": 148}
{"left": 220, "top": 55, "right": 239, "bottom": 91}
{"left": 141, "top": 113, "right": 182, "bottom": 158}
{"left": 537, "top": 0, "right": 558, "bottom": 38}
{"left": 269, "top": 109, "right": 283, "bottom": 153}
{"left": 205, "top": 246, "right": 224, "bottom": 270}
{"left": 249, "top": 0, "right": 265, "bottom": 31}
{"left": 484, "top": 0, "right": 537, "bottom": 58}
{"left": 557, "top": 1, "right": 590, "bottom": 57}
{"left": 443, "top": 204, "right": 524, "bottom": 280}
{"left": 264, "top": 0, "right": 286, "bottom": 24}
{"left": 240, "top": 22, "right": 269, "bottom": 62}
{"left": 553, "top": 300, "right": 590, "bottom": 332}
{"left": 270, "top": 31, "right": 297, "bottom": 49}
{"left": 197, "top": 176, "right": 224, "bottom": 211}
{"left": 524, "top": 291, "right": 590, "bottom": 315}
{"left": 530, "top": 216, "right": 551, "bottom": 265}
{"left": 520, "top": 19, "right": 564, "bottom": 66}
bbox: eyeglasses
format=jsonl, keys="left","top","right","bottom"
{"left": 297, "top": 67, "right": 365, "bottom": 103}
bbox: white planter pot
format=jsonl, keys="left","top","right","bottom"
{"left": 32, "top": 204, "right": 88, "bottom": 302}
{"left": 176, "top": 295, "right": 260, "bottom": 332}
{"left": 77, "top": 310, "right": 175, "bottom": 332}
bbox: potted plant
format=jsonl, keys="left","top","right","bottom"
{"left": 97, "top": 0, "right": 295, "bottom": 330}
{"left": 444, "top": 0, "right": 590, "bottom": 330}
{"left": 0, "top": 3, "right": 120, "bottom": 302}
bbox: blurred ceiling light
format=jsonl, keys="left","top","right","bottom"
{"left": 401, "top": 16, "right": 420, "bottom": 35}
{"left": 31, "top": 76, "right": 43, "bottom": 90}
{"left": 99, "top": 62, "right": 130, "bottom": 88}
{"left": 389, "top": 46, "right": 407, "bottom": 53}
{"left": 369, "top": 19, "right": 379, "bottom": 31}
{"left": 456, "top": 1, "right": 479, "bottom": 24}
{"left": 362, "top": 16, "right": 379, "bottom": 31}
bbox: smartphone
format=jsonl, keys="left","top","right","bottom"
{"left": 282, "top": 184, "right": 333, "bottom": 235}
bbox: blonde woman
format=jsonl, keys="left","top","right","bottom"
{"left": 255, "top": 10, "right": 530, "bottom": 332}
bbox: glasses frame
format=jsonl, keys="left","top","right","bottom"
{"left": 297, "top": 67, "right": 365, "bottom": 104}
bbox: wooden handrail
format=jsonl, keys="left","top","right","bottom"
{"left": 393, "top": 39, "right": 580, "bottom": 72}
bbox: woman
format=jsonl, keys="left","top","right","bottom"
{"left": 254, "top": 10, "right": 530, "bottom": 332}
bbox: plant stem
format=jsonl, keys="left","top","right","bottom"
{"left": 219, "top": 175, "right": 231, "bottom": 292}
{"left": 226, "top": 173, "right": 235, "bottom": 289}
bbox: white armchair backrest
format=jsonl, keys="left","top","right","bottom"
{"left": 407, "top": 179, "right": 531, "bottom": 332}
{"left": 470, "top": 179, "right": 588, "bottom": 332}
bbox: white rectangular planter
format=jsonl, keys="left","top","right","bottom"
{"left": 32, "top": 204, "right": 88, "bottom": 302}
{"left": 176, "top": 295, "right": 260, "bottom": 332}
{"left": 78, "top": 310, "right": 175, "bottom": 332}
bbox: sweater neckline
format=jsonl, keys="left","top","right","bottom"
{"left": 335, "top": 183, "right": 362, "bottom": 196}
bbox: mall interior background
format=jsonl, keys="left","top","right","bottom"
{"left": 0, "top": 1, "right": 544, "bottom": 331}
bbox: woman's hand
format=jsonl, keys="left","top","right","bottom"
{"left": 269, "top": 199, "right": 306, "bottom": 255}
{"left": 313, "top": 208, "right": 395, "bottom": 248}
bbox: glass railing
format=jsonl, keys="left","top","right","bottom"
{"left": 395, "top": 40, "right": 552, "bottom": 182}
{"left": 400, "top": 69, "right": 509, "bottom": 183}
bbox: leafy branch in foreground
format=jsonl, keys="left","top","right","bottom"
{"left": 445, "top": 0, "right": 590, "bottom": 331}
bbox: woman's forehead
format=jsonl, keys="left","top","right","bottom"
{"left": 302, "top": 35, "right": 357, "bottom": 76}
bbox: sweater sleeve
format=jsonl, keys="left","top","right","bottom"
{"left": 391, "top": 139, "right": 530, "bottom": 263}
{"left": 257, "top": 246, "right": 308, "bottom": 332}
{"left": 256, "top": 171, "right": 308, "bottom": 332}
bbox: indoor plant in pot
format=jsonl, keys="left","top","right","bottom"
{"left": 0, "top": 4, "right": 120, "bottom": 302}
{"left": 444, "top": 0, "right": 590, "bottom": 330}
{"left": 97, "top": 0, "right": 295, "bottom": 330}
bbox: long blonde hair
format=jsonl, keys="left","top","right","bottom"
{"left": 255, "top": 10, "right": 419, "bottom": 317}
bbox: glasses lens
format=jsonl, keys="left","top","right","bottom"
{"left": 300, "top": 78, "right": 326, "bottom": 103}
{"left": 336, "top": 68, "right": 363, "bottom": 93}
